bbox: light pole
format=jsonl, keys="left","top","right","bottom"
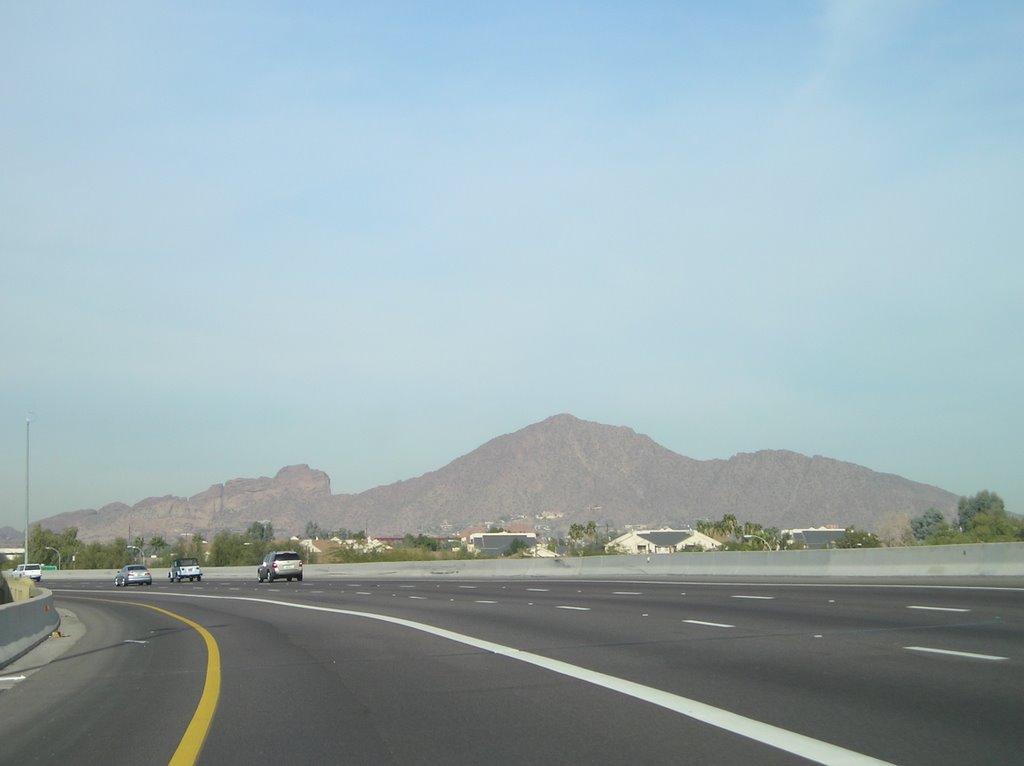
{"left": 127, "top": 545, "right": 142, "bottom": 563}
{"left": 743, "top": 533, "right": 777, "bottom": 551}
{"left": 44, "top": 546, "right": 61, "bottom": 570}
{"left": 24, "top": 413, "right": 33, "bottom": 565}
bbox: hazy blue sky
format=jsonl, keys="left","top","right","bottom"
{"left": 2, "top": 1, "right": 1021, "bottom": 532}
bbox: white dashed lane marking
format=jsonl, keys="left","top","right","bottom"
{"left": 684, "top": 620, "right": 735, "bottom": 628}
{"left": 904, "top": 646, "right": 1008, "bottom": 661}
{"left": 906, "top": 605, "right": 970, "bottom": 613}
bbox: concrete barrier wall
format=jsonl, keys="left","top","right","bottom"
{"left": 0, "top": 586, "right": 61, "bottom": 669}
{"left": 306, "top": 542, "right": 1024, "bottom": 579}
{"left": 34, "top": 542, "right": 1024, "bottom": 583}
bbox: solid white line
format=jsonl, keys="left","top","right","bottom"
{"left": 76, "top": 589, "right": 899, "bottom": 765}
{"left": 906, "top": 605, "right": 970, "bottom": 613}
{"left": 684, "top": 620, "right": 735, "bottom": 628}
{"left": 243, "top": 596, "right": 893, "bottom": 765}
{"left": 557, "top": 605, "right": 591, "bottom": 611}
{"left": 904, "top": 646, "right": 1008, "bottom": 661}
{"left": 731, "top": 595, "right": 774, "bottom": 600}
{"left": 0, "top": 676, "right": 26, "bottom": 682}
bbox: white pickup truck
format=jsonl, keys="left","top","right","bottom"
{"left": 168, "top": 557, "right": 203, "bottom": 582}
{"left": 13, "top": 563, "right": 43, "bottom": 582}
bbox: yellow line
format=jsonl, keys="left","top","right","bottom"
{"left": 67, "top": 597, "right": 221, "bottom": 765}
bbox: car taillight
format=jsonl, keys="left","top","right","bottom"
{"left": 272, "top": 562, "right": 278, "bottom": 569}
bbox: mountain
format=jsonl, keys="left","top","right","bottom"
{"left": 0, "top": 526, "right": 23, "bottom": 547}
{"left": 34, "top": 414, "right": 959, "bottom": 543}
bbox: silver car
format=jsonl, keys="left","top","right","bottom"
{"left": 115, "top": 564, "right": 153, "bottom": 586}
{"left": 258, "top": 551, "right": 304, "bottom": 583}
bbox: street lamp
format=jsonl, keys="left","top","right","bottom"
{"left": 127, "top": 545, "right": 142, "bottom": 563}
{"left": 44, "top": 546, "right": 61, "bottom": 570}
{"left": 24, "top": 413, "right": 33, "bottom": 566}
{"left": 743, "top": 533, "right": 777, "bottom": 551}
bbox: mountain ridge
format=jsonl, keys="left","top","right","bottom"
{"left": 20, "top": 414, "right": 958, "bottom": 544}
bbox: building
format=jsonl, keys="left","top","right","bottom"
{"left": 784, "top": 527, "right": 848, "bottom": 549}
{"left": 465, "top": 532, "right": 538, "bottom": 557}
{"left": 331, "top": 536, "right": 392, "bottom": 553}
{"left": 606, "top": 528, "right": 721, "bottom": 554}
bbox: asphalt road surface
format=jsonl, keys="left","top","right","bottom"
{"left": 2, "top": 576, "right": 1021, "bottom": 765}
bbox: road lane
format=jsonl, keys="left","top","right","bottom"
{"left": 0, "top": 597, "right": 209, "bottom": 766}
{"left": 32, "top": 577, "right": 1024, "bottom": 765}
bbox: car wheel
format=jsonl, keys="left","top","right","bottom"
{"left": 297, "top": 574, "right": 303, "bottom": 582}
{"left": 196, "top": 576, "right": 201, "bottom": 582}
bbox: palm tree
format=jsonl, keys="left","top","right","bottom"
{"left": 149, "top": 535, "right": 168, "bottom": 558}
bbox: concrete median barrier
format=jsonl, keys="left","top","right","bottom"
{"left": 0, "top": 577, "right": 61, "bottom": 669}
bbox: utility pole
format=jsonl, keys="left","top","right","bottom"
{"left": 24, "top": 413, "right": 33, "bottom": 566}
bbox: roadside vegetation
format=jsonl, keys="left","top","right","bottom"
{"left": 2, "top": 491, "right": 1019, "bottom": 573}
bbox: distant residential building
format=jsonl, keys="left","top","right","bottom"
{"left": 784, "top": 527, "right": 847, "bottom": 549}
{"left": 331, "top": 536, "right": 391, "bottom": 553}
{"left": 292, "top": 537, "right": 322, "bottom": 554}
{"left": 465, "top": 531, "right": 538, "bottom": 557}
{"left": 606, "top": 528, "right": 721, "bottom": 554}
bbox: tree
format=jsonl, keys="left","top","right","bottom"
{"left": 568, "top": 523, "right": 585, "bottom": 554}
{"left": 876, "top": 512, "right": 915, "bottom": 547}
{"left": 210, "top": 531, "right": 267, "bottom": 566}
{"left": 506, "top": 538, "right": 530, "bottom": 557}
{"left": 149, "top": 535, "right": 168, "bottom": 558}
{"left": 246, "top": 521, "right": 274, "bottom": 542}
{"left": 911, "top": 508, "right": 948, "bottom": 541}
{"left": 834, "top": 528, "right": 882, "bottom": 548}
{"left": 957, "top": 491, "right": 1005, "bottom": 533}
{"left": 304, "top": 521, "right": 326, "bottom": 539}
{"left": 401, "top": 534, "right": 440, "bottom": 552}
{"left": 29, "top": 525, "right": 83, "bottom": 568}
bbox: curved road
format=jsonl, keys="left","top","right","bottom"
{"left": 2, "top": 576, "right": 1022, "bottom": 765}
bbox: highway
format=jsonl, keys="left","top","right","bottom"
{"left": 2, "top": 575, "right": 1021, "bottom": 765}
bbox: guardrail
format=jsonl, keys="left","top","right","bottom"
{"left": 0, "top": 579, "right": 61, "bottom": 669}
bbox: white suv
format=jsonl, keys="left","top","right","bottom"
{"left": 13, "top": 563, "right": 43, "bottom": 582}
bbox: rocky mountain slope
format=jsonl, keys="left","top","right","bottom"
{"left": 32, "top": 414, "right": 959, "bottom": 543}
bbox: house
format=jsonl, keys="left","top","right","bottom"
{"left": 606, "top": 528, "right": 721, "bottom": 555}
{"left": 784, "top": 527, "right": 848, "bottom": 550}
{"left": 331, "top": 536, "right": 392, "bottom": 553}
{"left": 465, "top": 531, "right": 538, "bottom": 557}
{"left": 291, "top": 537, "right": 322, "bottom": 554}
